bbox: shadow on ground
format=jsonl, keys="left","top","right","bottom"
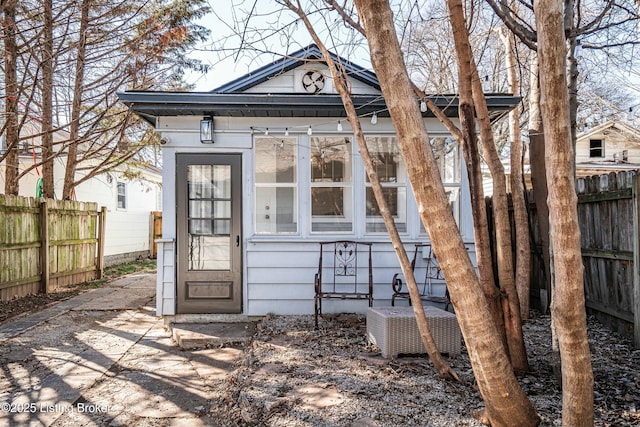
{"left": 0, "top": 273, "right": 246, "bottom": 427}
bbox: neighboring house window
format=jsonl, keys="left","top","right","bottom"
{"left": 117, "top": 181, "right": 127, "bottom": 209}
{"left": 310, "top": 136, "right": 353, "bottom": 232}
{"left": 589, "top": 139, "right": 604, "bottom": 158}
{"left": 365, "top": 136, "right": 407, "bottom": 233}
{"left": 255, "top": 136, "right": 298, "bottom": 233}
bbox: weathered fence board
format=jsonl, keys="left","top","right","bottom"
{"left": 576, "top": 172, "right": 635, "bottom": 338}
{"left": 149, "top": 211, "right": 162, "bottom": 259}
{"left": 0, "top": 195, "right": 104, "bottom": 301}
{"left": 0, "top": 196, "right": 41, "bottom": 299}
{"left": 633, "top": 174, "right": 640, "bottom": 348}
{"left": 493, "top": 170, "right": 638, "bottom": 345}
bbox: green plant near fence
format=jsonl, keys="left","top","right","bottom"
{"left": 0, "top": 194, "right": 105, "bottom": 301}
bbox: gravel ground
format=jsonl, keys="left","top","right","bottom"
{"left": 208, "top": 312, "right": 640, "bottom": 427}
{"left": 2, "top": 287, "right": 638, "bottom": 427}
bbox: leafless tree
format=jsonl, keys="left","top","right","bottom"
{"left": 352, "top": 0, "right": 539, "bottom": 424}
{"left": 534, "top": 1, "right": 595, "bottom": 424}
{"left": 284, "top": 0, "right": 460, "bottom": 381}
{"left": 2, "top": 0, "right": 20, "bottom": 195}
{"left": 1, "top": 0, "right": 210, "bottom": 199}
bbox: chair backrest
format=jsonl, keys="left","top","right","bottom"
{"left": 317, "top": 240, "right": 373, "bottom": 294}
{"left": 411, "top": 244, "right": 444, "bottom": 294}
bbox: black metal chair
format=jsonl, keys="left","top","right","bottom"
{"left": 314, "top": 241, "right": 374, "bottom": 328}
{"left": 391, "top": 244, "right": 451, "bottom": 311}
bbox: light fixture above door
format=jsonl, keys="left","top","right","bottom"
{"left": 200, "top": 116, "right": 214, "bottom": 144}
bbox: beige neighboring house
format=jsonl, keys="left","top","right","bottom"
{"left": 484, "top": 120, "right": 640, "bottom": 196}
{"left": 575, "top": 120, "right": 640, "bottom": 177}
{"left": 0, "top": 120, "right": 162, "bottom": 266}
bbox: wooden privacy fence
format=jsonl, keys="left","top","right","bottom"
{"left": 149, "top": 211, "right": 162, "bottom": 259}
{"left": 0, "top": 194, "right": 106, "bottom": 301}
{"left": 493, "top": 170, "right": 640, "bottom": 347}
{"left": 577, "top": 172, "right": 635, "bottom": 338}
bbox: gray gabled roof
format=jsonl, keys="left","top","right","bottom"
{"left": 117, "top": 44, "right": 520, "bottom": 126}
{"left": 211, "top": 44, "right": 380, "bottom": 93}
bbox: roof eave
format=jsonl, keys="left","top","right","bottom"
{"left": 117, "top": 91, "right": 520, "bottom": 126}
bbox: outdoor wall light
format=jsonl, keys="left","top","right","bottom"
{"left": 200, "top": 116, "right": 214, "bottom": 144}
{"left": 482, "top": 75, "right": 491, "bottom": 92}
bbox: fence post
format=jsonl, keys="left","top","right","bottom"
{"left": 633, "top": 175, "right": 640, "bottom": 349}
{"left": 96, "top": 206, "right": 106, "bottom": 279}
{"left": 149, "top": 212, "right": 155, "bottom": 259}
{"left": 39, "top": 200, "right": 50, "bottom": 294}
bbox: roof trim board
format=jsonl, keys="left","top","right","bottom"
{"left": 211, "top": 44, "right": 380, "bottom": 93}
{"left": 117, "top": 43, "right": 520, "bottom": 126}
{"left": 117, "top": 92, "right": 520, "bottom": 126}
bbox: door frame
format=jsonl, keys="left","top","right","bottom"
{"left": 175, "top": 153, "right": 243, "bottom": 314}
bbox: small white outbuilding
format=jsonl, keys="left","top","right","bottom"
{"left": 118, "top": 44, "right": 517, "bottom": 319}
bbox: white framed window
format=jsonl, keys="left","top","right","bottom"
{"left": 364, "top": 136, "right": 407, "bottom": 233}
{"left": 188, "top": 164, "right": 231, "bottom": 236}
{"left": 117, "top": 181, "right": 127, "bottom": 210}
{"left": 421, "top": 136, "right": 461, "bottom": 232}
{"left": 310, "top": 136, "right": 353, "bottom": 232}
{"left": 255, "top": 136, "right": 298, "bottom": 233}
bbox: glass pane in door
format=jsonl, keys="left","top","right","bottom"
{"left": 187, "top": 164, "right": 231, "bottom": 270}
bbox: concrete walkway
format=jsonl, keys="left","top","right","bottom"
{"left": 0, "top": 273, "right": 252, "bottom": 427}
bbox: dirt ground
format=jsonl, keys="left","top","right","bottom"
{"left": 0, "top": 261, "right": 156, "bottom": 325}
{"left": 207, "top": 312, "right": 640, "bottom": 427}
{"left": 1, "top": 275, "right": 639, "bottom": 426}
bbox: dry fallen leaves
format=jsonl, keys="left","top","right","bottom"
{"left": 208, "top": 312, "right": 640, "bottom": 427}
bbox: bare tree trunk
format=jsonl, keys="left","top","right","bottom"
{"left": 3, "top": 0, "right": 20, "bottom": 196}
{"left": 448, "top": 0, "right": 529, "bottom": 373}
{"left": 445, "top": 0, "right": 506, "bottom": 352}
{"left": 285, "top": 0, "right": 459, "bottom": 380}
{"left": 529, "top": 53, "right": 562, "bottom": 383}
{"left": 353, "top": 1, "right": 539, "bottom": 425}
{"left": 534, "top": 1, "right": 594, "bottom": 425}
{"left": 565, "top": 0, "right": 578, "bottom": 179}
{"left": 63, "top": 0, "right": 89, "bottom": 200}
{"left": 41, "top": 0, "right": 55, "bottom": 199}
{"left": 527, "top": 55, "right": 552, "bottom": 313}
{"left": 500, "top": 27, "right": 531, "bottom": 320}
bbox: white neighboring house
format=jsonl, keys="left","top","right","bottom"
{"left": 575, "top": 120, "right": 640, "bottom": 177}
{"left": 118, "top": 44, "right": 518, "bottom": 319}
{"left": 0, "top": 121, "right": 162, "bottom": 266}
{"left": 483, "top": 120, "right": 640, "bottom": 195}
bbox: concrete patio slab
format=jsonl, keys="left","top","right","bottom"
{"left": 0, "top": 272, "right": 249, "bottom": 427}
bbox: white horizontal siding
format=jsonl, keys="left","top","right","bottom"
{"left": 240, "top": 66, "right": 381, "bottom": 96}
{"left": 244, "top": 240, "right": 471, "bottom": 316}
{"left": 104, "top": 211, "right": 150, "bottom": 256}
{"left": 156, "top": 240, "right": 176, "bottom": 316}
{"left": 247, "top": 267, "right": 312, "bottom": 284}
{"left": 348, "top": 80, "right": 380, "bottom": 95}
{"left": 247, "top": 300, "right": 313, "bottom": 315}
{"left": 576, "top": 127, "right": 640, "bottom": 164}
{"left": 244, "top": 74, "right": 295, "bottom": 93}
